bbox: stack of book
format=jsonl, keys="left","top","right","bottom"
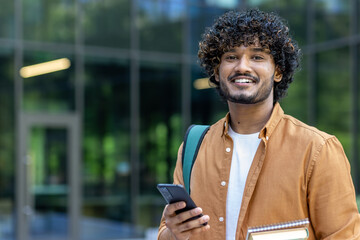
{"left": 246, "top": 218, "right": 310, "bottom": 240}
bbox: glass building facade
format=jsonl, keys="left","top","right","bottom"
{"left": 0, "top": 0, "right": 359, "bottom": 239}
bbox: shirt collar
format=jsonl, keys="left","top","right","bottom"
{"left": 223, "top": 113, "right": 231, "bottom": 136}
{"left": 222, "top": 102, "right": 284, "bottom": 141}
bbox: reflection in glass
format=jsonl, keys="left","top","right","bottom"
{"left": 359, "top": 3, "right": 360, "bottom": 34}
{"left": 139, "top": 61, "right": 182, "bottom": 230}
{"left": 0, "top": 48, "right": 15, "bottom": 239}
{"left": 205, "top": 0, "right": 240, "bottom": 9}
{"left": 23, "top": 0, "right": 75, "bottom": 43}
{"left": 189, "top": 5, "right": 227, "bottom": 55}
{"left": 28, "top": 127, "right": 69, "bottom": 240}
{"left": 248, "top": 0, "right": 307, "bottom": 46}
{"left": 83, "top": 56, "right": 132, "bottom": 239}
{"left": 138, "top": 0, "right": 185, "bottom": 53}
{"left": 22, "top": 52, "right": 75, "bottom": 113}
{"left": 0, "top": 0, "right": 14, "bottom": 38}
{"left": 316, "top": 48, "right": 351, "bottom": 153}
{"left": 314, "top": 0, "right": 350, "bottom": 43}
{"left": 191, "top": 64, "right": 227, "bottom": 124}
{"left": 281, "top": 56, "right": 308, "bottom": 122}
{"left": 83, "top": 0, "right": 130, "bottom": 48}
{"left": 357, "top": 46, "right": 360, "bottom": 192}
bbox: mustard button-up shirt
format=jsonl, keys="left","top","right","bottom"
{"left": 158, "top": 103, "right": 360, "bottom": 240}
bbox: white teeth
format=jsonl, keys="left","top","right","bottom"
{"left": 234, "top": 79, "right": 253, "bottom": 83}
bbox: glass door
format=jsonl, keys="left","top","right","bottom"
{"left": 17, "top": 114, "right": 80, "bottom": 240}
{"left": 27, "top": 127, "right": 69, "bottom": 240}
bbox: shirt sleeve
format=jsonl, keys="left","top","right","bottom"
{"left": 307, "top": 137, "right": 360, "bottom": 239}
{"left": 157, "top": 143, "right": 185, "bottom": 240}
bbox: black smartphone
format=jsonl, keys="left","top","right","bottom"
{"left": 157, "top": 183, "right": 207, "bottom": 225}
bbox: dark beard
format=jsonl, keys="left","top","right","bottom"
{"left": 218, "top": 75, "right": 274, "bottom": 104}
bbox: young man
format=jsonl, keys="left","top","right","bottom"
{"left": 158, "top": 9, "right": 360, "bottom": 240}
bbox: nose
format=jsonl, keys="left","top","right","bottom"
{"left": 234, "top": 56, "right": 251, "bottom": 73}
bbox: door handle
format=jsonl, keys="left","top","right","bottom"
{"left": 23, "top": 205, "right": 33, "bottom": 216}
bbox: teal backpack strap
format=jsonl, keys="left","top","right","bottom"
{"left": 182, "top": 125, "right": 210, "bottom": 194}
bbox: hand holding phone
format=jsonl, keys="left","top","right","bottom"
{"left": 157, "top": 184, "right": 210, "bottom": 239}
{"left": 157, "top": 183, "right": 207, "bottom": 224}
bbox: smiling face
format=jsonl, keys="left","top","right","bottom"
{"left": 215, "top": 44, "right": 282, "bottom": 105}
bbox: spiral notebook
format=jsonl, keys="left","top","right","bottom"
{"left": 246, "top": 218, "right": 310, "bottom": 240}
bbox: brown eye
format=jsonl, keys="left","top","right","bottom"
{"left": 253, "top": 55, "right": 264, "bottom": 60}
{"left": 225, "top": 55, "right": 237, "bottom": 60}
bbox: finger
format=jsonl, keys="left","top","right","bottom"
{"left": 199, "top": 215, "right": 210, "bottom": 226}
{"left": 164, "top": 202, "right": 186, "bottom": 217}
{"left": 193, "top": 223, "right": 211, "bottom": 234}
{"left": 181, "top": 223, "right": 211, "bottom": 237}
{"left": 170, "top": 217, "right": 209, "bottom": 239}
{"left": 177, "top": 214, "right": 210, "bottom": 233}
{"left": 175, "top": 207, "right": 203, "bottom": 224}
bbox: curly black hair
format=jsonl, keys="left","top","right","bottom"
{"left": 198, "top": 8, "right": 301, "bottom": 102}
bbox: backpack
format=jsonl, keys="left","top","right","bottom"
{"left": 182, "top": 125, "right": 210, "bottom": 194}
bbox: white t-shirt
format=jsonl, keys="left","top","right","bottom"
{"left": 226, "top": 126, "right": 261, "bottom": 240}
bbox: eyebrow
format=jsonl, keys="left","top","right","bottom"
{"left": 250, "top": 47, "right": 270, "bottom": 53}
{"left": 225, "top": 47, "right": 271, "bottom": 53}
{"left": 226, "top": 49, "right": 237, "bottom": 53}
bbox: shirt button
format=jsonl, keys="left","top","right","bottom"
{"left": 219, "top": 217, "right": 224, "bottom": 222}
{"left": 226, "top": 147, "right": 231, "bottom": 152}
{"left": 221, "top": 181, "right": 226, "bottom": 186}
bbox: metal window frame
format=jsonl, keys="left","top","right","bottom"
{"left": 14, "top": 0, "right": 83, "bottom": 239}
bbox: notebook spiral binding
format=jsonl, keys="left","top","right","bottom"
{"left": 247, "top": 218, "right": 310, "bottom": 234}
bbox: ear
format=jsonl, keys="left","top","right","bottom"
{"left": 274, "top": 67, "right": 283, "bottom": 83}
{"left": 214, "top": 69, "right": 220, "bottom": 82}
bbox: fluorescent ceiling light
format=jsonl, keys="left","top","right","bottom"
{"left": 193, "top": 78, "right": 212, "bottom": 90}
{"left": 20, "top": 58, "right": 71, "bottom": 78}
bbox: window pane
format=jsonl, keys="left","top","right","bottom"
{"left": 204, "top": 0, "right": 241, "bottom": 9}
{"left": 22, "top": 52, "right": 75, "bottom": 113}
{"left": 316, "top": 48, "right": 351, "bottom": 154}
{"left": 248, "top": 0, "right": 307, "bottom": 46}
{"left": 0, "top": 0, "right": 14, "bottom": 38}
{"left": 281, "top": 56, "right": 308, "bottom": 122}
{"left": 358, "top": 3, "right": 360, "bottom": 34}
{"left": 138, "top": 0, "right": 185, "bottom": 53}
{"left": 83, "top": 57, "right": 131, "bottom": 239}
{"left": 83, "top": 0, "right": 130, "bottom": 48}
{"left": 23, "top": 0, "right": 75, "bottom": 43}
{"left": 314, "top": 0, "right": 350, "bottom": 43}
{"left": 0, "top": 48, "right": 15, "bottom": 239}
{"left": 28, "top": 127, "right": 69, "bottom": 240}
{"left": 189, "top": 5, "right": 227, "bottom": 55}
{"left": 139, "top": 61, "right": 182, "bottom": 232}
{"left": 356, "top": 45, "right": 360, "bottom": 193}
{"left": 191, "top": 64, "right": 227, "bottom": 124}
